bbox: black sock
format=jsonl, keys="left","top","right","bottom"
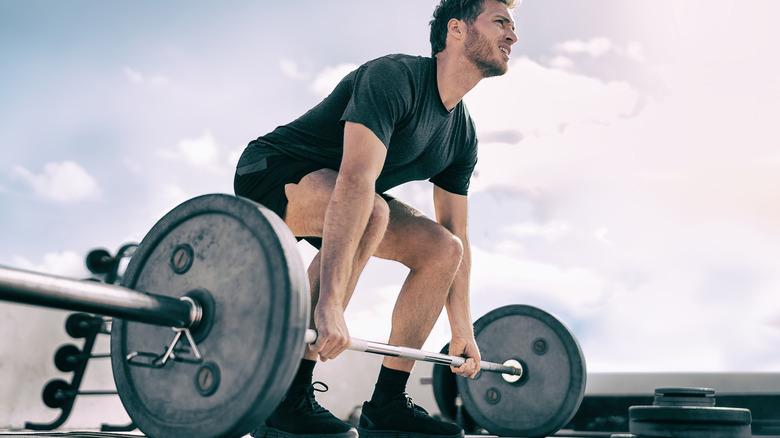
{"left": 370, "top": 366, "right": 410, "bottom": 407}
{"left": 289, "top": 359, "right": 316, "bottom": 393}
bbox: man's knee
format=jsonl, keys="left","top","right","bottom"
{"left": 408, "top": 226, "right": 463, "bottom": 272}
{"left": 436, "top": 230, "right": 464, "bottom": 268}
{"left": 366, "top": 194, "right": 391, "bottom": 236}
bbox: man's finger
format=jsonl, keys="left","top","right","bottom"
{"left": 450, "top": 359, "right": 474, "bottom": 377}
{"left": 314, "top": 335, "right": 349, "bottom": 361}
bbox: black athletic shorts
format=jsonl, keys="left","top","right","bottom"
{"left": 234, "top": 153, "right": 325, "bottom": 220}
{"left": 233, "top": 153, "right": 394, "bottom": 249}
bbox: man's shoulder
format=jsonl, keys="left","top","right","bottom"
{"left": 361, "top": 53, "right": 433, "bottom": 74}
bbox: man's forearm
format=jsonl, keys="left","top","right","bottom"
{"left": 446, "top": 235, "right": 473, "bottom": 338}
{"left": 318, "top": 175, "right": 376, "bottom": 307}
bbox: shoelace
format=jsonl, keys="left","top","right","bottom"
{"left": 400, "top": 393, "right": 429, "bottom": 418}
{"left": 298, "top": 381, "right": 329, "bottom": 413}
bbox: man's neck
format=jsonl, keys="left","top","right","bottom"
{"left": 436, "top": 51, "right": 483, "bottom": 112}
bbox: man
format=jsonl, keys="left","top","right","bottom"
{"left": 234, "top": 0, "right": 517, "bottom": 437}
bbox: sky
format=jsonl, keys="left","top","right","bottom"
{"left": 1, "top": 0, "right": 780, "bottom": 413}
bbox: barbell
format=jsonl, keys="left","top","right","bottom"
{"left": 0, "top": 194, "right": 586, "bottom": 437}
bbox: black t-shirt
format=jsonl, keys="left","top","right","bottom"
{"left": 247, "top": 54, "right": 478, "bottom": 195}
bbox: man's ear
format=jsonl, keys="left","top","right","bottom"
{"left": 448, "top": 18, "right": 465, "bottom": 40}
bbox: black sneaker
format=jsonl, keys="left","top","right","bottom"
{"left": 252, "top": 381, "right": 358, "bottom": 438}
{"left": 358, "top": 393, "right": 464, "bottom": 438}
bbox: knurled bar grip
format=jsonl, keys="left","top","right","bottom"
{"left": 303, "top": 329, "right": 523, "bottom": 377}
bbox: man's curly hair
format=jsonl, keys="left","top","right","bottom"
{"left": 429, "top": 0, "right": 516, "bottom": 57}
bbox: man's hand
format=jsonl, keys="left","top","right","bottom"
{"left": 449, "top": 335, "right": 481, "bottom": 378}
{"left": 312, "top": 302, "right": 351, "bottom": 361}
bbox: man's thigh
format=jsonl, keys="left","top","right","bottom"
{"left": 283, "top": 169, "right": 339, "bottom": 238}
{"left": 373, "top": 198, "right": 455, "bottom": 266}
{"left": 284, "top": 169, "right": 454, "bottom": 264}
{"left": 286, "top": 173, "right": 435, "bottom": 255}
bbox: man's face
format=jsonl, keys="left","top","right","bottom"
{"left": 463, "top": 0, "right": 517, "bottom": 78}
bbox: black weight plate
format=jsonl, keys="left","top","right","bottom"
{"left": 630, "top": 405, "right": 752, "bottom": 424}
{"left": 630, "top": 406, "right": 752, "bottom": 437}
{"left": 111, "top": 194, "right": 309, "bottom": 438}
{"left": 456, "top": 305, "right": 586, "bottom": 437}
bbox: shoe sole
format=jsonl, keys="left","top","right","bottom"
{"left": 357, "top": 428, "right": 464, "bottom": 438}
{"left": 253, "top": 426, "right": 358, "bottom": 438}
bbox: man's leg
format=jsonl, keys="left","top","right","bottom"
{"left": 373, "top": 199, "right": 464, "bottom": 370}
{"left": 254, "top": 169, "right": 388, "bottom": 438}
{"left": 358, "top": 198, "right": 465, "bottom": 437}
{"left": 285, "top": 168, "right": 390, "bottom": 359}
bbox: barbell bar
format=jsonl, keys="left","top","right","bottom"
{"left": 0, "top": 265, "right": 198, "bottom": 328}
{"left": 0, "top": 265, "right": 521, "bottom": 377}
{"left": 303, "top": 329, "right": 522, "bottom": 376}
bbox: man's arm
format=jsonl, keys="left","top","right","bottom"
{"left": 433, "top": 185, "right": 481, "bottom": 378}
{"left": 313, "top": 121, "right": 387, "bottom": 361}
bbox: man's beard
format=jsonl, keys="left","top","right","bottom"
{"left": 464, "top": 26, "right": 508, "bottom": 78}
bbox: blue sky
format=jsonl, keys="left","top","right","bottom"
{"left": 1, "top": 0, "right": 779, "bottom": 386}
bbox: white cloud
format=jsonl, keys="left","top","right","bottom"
{"left": 11, "top": 251, "right": 87, "bottom": 277}
{"left": 556, "top": 37, "right": 614, "bottom": 58}
{"left": 671, "top": 0, "right": 737, "bottom": 53}
{"left": 554, "top": 37, "right": 645, "bottom": 63}
{"left": 12, "top": 161, "right": 101, "bottom": 203}
{"left": 594, "top": 227, "right": 611, "bottom": 245}
{"left": 122, "top": 157, "right": 144, "bottom": 175}
{"left": 177, "top": 131, "right": 218, "bottom": 167}
{"left": 582, "top": 266, "right": 780, "bottom": 372}
{"left": 547, "top": 55, "right": 575, "bottom": 70}
{"left": 158, "top": 130, "right": 224, "bottom": 172}
{"left": 470, "top": 246, "right": 609, "bottom": 309}
{"left": 135, "top": 183, "right": 191, "bottom": 229}
{"left": 466, "top": 57, "right": 639, "bottom": 138}
{"left": 277, "top": 60, "right": 358, "bottom": 97}
{"left": 505, "top": 220, "right": 570, "bottom": 241}
{"left": 280, "top": 59, "right": 309, "bottom": 80}
{"left": 123, "top": 66, "right": 144, "bottom": 83}
{"left": 226, "top": 145, "right": 245, "bottom": 170}
{"left": 310, "top": 63, "right": 358, "bottom": 98}
{"left": 122, "top": 66, "right": 169, "bottom": 85}
{"left": 624, "top": 41, "right": 645, "bottom": 62}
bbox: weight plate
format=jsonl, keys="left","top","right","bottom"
{"left": 456, "top": 305, "right": 586, "bottom": 437}
{"left": 630, "top": 406, "right": 752, "bottom": 438}
{"left": 653, "top": 387, "right": 716, "bottom": 407}
{"left": 630, "top": 405, "right": 752, "bottom": 424}
{"left": 111, "top": 194, "right": 310, "bottom": 438}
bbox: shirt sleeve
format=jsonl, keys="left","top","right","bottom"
{"left": 430, "top": 140, "right": 478, "bottom": 195}
{"left": 430, "top": 114, "right": 479, "bottom": 196}
{"left": 340, "top": 57, "right": 413, "bottom": 147}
